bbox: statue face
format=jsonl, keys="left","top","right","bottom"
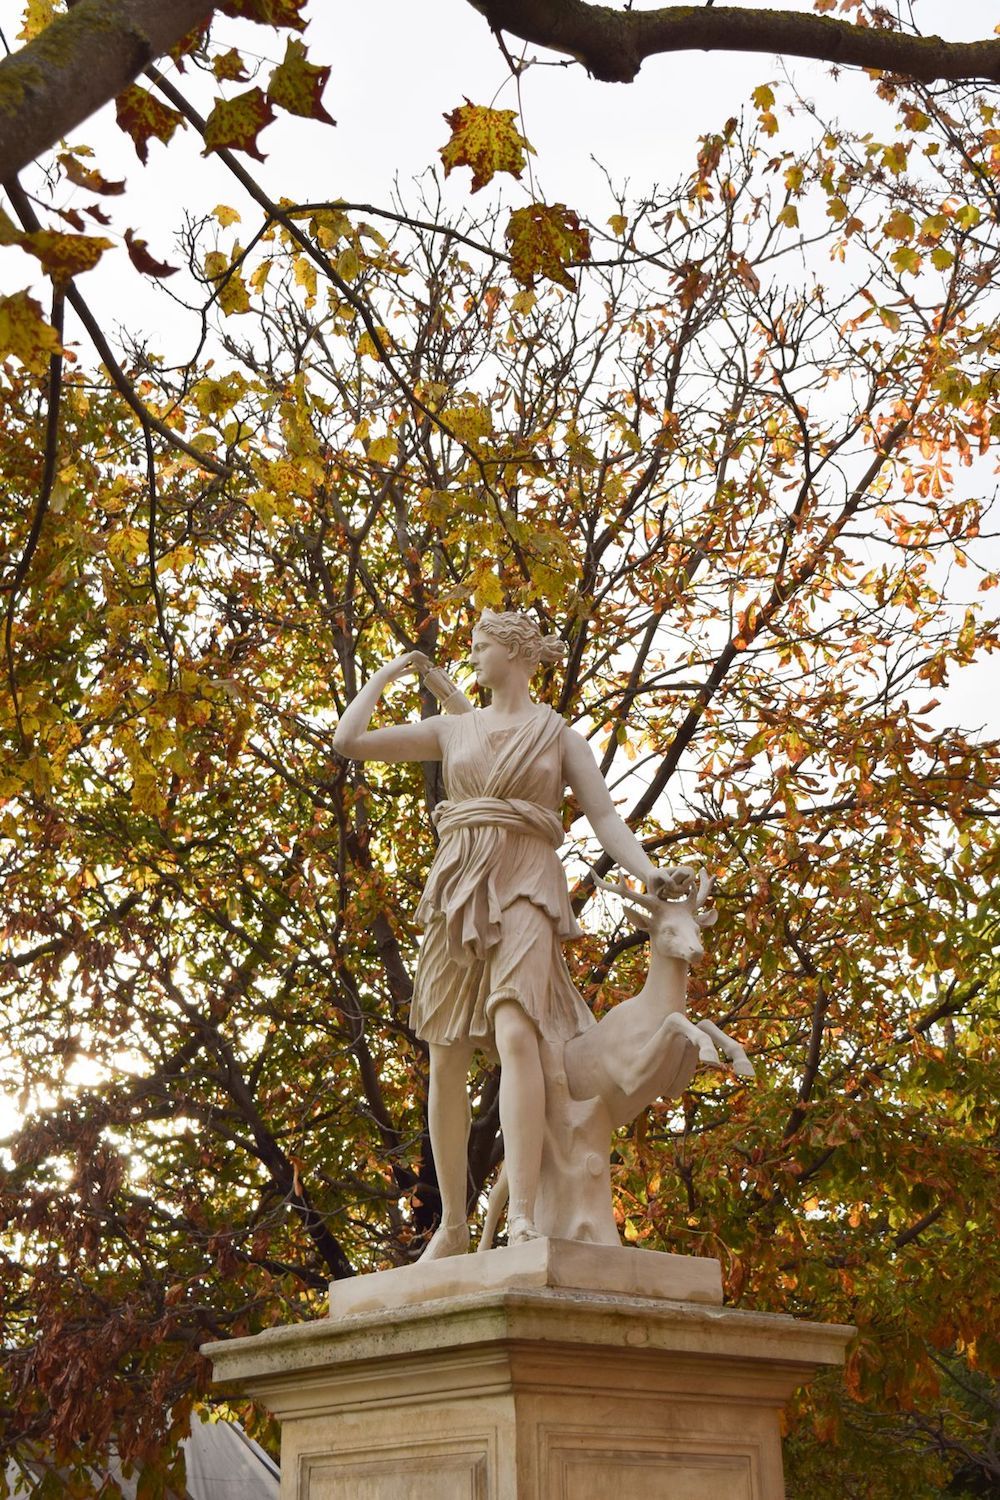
{"left": 470, "top": 628, "right": 520, "bottom": 689}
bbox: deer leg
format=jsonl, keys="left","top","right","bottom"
{"left": 697, "top": 1019, "right": 756, "bottom": 1079}
{"left": 671, "top": 1013, "right": 723, "bottom": 1069}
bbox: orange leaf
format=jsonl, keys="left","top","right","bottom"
{"left": 57, "top": 154, "right": 125, "bottom": 196}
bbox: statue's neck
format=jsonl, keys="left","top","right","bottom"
{"left": 487, "top": 679, "right": 534, "bottom": 717}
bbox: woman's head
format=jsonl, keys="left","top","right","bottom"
{"left": 474, "top": 610, "right": 565, "bottom": 663}
{"left": 470, "top": 610, "right": 566, "bottom": 687}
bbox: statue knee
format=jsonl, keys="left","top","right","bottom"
{"left": 492, "top": 999, "right": 539, "bottom": 1067}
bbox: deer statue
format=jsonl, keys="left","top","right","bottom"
{"left": 480, "top": 868, "right": 755, "bottom": 1250}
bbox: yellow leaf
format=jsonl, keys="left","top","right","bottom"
{"left": 367, "top": 434, "right": 398, "bottom": 464}
{"left": 777, "top": 204, "right": 799, "bottom": 230}
{"left": 505, "top": 203, "right": 590, "bottom": 290}
{"left": 607, "top": 214, "right": 628, "bottom": 237}
{"left": 204, "top": 249, "right": 251, "bottom": 314}
{"left": 294, "top": 255, "right": 317, "bottom": 306}
{"left": 752, "top": 83, "right": 775, "bottom": 110}
{"left": 17, "top": 0, "right": 56, "bottom": 41}
{"left": 0, "top": 289, "right": 62, "bottom": 372}
{"left": 440, "top": 100, "right": 534, "bottom": 193}
{"left": 267, "top": 36, "right": 335, "bottom": 124}
{"left": 213, "top": 204, "right": 242, "bottom": 227}
{"left": 335, "top": 246, "right": 360, "bottom": 282}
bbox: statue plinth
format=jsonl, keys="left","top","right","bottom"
{"left": 204, "top": 1243, "right": 853, "bottom": 1498}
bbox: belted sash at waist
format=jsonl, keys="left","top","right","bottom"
{"left": 432, "top": 796, "right": 564, "bottom": 848}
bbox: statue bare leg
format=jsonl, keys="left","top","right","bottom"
{"left": 420, "top": 1040, "right": 474, "bottom": 1260}
{"left": 493, "top": 999, "right": 544, "bottom": 1244}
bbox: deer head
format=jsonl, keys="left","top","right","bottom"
{"left": 592, "top": 868, "right": 717, "bottom": 966}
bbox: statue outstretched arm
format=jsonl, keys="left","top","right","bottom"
{"left": 332, "top": 652, "right": 444, "bottom": 763}
{"left": 562, "top": 728, "right": 696, "bottom": 898}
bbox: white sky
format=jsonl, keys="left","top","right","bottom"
{"left": 3, "top": 0, "right": 996, "bottom": 348}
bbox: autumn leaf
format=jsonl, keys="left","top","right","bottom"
{"left": 115, "top": 85, "right": 186, "bottom": 164}
{"left": 202, "top": 88, "right": 276, "bottom": 161}
{"left": 170, "top": 19, "right": 211, "bottom": 68}
{"left": 213, "top": 47, "right": 251, "bottom": 83}
{"left": 58, "top": 154, "right": 125, "bottom": 196}
{"left": 267, "top": 37, "right": 336, "bottom": 125}
{"left": 16, "top": 0, "right": 56, "bottom": 42}
{"left": 0, "top": 289, "right": 62, "bottom": 371}
{"left": 124, "top": 229, "right": 179, "bottom": 279}
{"left": 216, "top": 0, "right": 307, "bottom": 29}
{"left": 5, "top": 221, "right": 114, "bottom": 280}
{"left": 505, "top": 203, "right": 590, "bottom": 289}
{"left": 440, "top": 101, "right": 534, "bottom": 193}
{"left": 204, "top": 250, "right": 251, "bottom": 314}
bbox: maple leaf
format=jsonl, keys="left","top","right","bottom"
{"left": 440, "top": 101, "right": 534, "bottom": 193}
{"left": 204, "top": 251, "right": 251, "bottom": 315}
{"left": 216, "top": 0, "right": 307, "bottom": 29}
{"left": 505, "top": 203, "right": 591, "bottom": 289}
{"left": 213, "top": 48, "right": 251, "bottom": 83}
{"left": 170, "top": 19, "right": 211, "bottom": 69}
{"left": 58, "top": 154, "right": 125, "bottom": 196}
{"left": 203, "top": 88, "right": 276, "bottom": 161}
{"left": 0, "top": 210, "right": 113, "bottom": 280}
{"left": 0, "top": 290, "right": 62, "bottom": 372}
{"left": 267, "top": 38, "right": 336, "bottom": 125}
{"left": 115, "top": 85, "right": 186, "bottom": 164}
{"left": 124, "top": 230, "right": 179, "bottom": 279}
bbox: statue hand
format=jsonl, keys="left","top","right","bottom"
{"left": 649, "top": 865, "right": 698, "bottom": 901}
{"left": 381, "top": 650, "right": 432, "bottom": 683}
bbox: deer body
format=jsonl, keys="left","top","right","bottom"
{"left": 480, "top": 870, "right": 755, "bottom": 1249}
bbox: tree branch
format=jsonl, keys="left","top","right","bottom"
{"left": 0, "top": 0, "right": 214, "bottom": 181}
{"left": 466, "top": 1, "right": 1000, "bottom": 85}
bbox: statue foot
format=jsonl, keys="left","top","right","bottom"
{"left": 418, "top": 1221, "right": 470, "bottom": 1261}
{"left": 507, "top": 1215, "right": 541, "bottom": 1247}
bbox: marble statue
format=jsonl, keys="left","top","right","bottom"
{"left": 332, "top": 610, "right": 753, "bottom": 1259}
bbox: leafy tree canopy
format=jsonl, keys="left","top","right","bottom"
{"left": 1, "top": 1, "right": 999, "bottom": 1495}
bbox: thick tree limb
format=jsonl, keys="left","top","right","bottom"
{"left": 0, "top": 0, "right": 214, "bottom": 181}
{"left": 2, "top": 1, "right": 999, "bottom": 185}
{"left": 467, "top": 1, "right": 1000, "bottom": 85}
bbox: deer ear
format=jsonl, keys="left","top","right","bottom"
{"left": 696, "top": 909, "right": 718, "bottom": 929}
{"left": 619, "top": 899, "right": 652, "bottom": 932}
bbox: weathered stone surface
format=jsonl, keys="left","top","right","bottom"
{"left": 205, "top": 1276, "right": 853, "bottom": 1498}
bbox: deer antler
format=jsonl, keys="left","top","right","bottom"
{"left": 590, "top": 871, "right": 658, "bottom": 910}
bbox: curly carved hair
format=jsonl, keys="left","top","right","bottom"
{"left": 475, "top": 609, "right": 567, "bottom": 668}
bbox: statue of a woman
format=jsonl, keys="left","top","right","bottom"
{"left": 332, "top": 611, "right": 695, "bottom": 1258}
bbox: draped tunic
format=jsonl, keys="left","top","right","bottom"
{"left": 410, "top": 706, "right": 594, "bottom": 1047}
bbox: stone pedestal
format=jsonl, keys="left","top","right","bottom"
{"left": 204, "top": 1241, "right": 853, "bottom": 1499}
